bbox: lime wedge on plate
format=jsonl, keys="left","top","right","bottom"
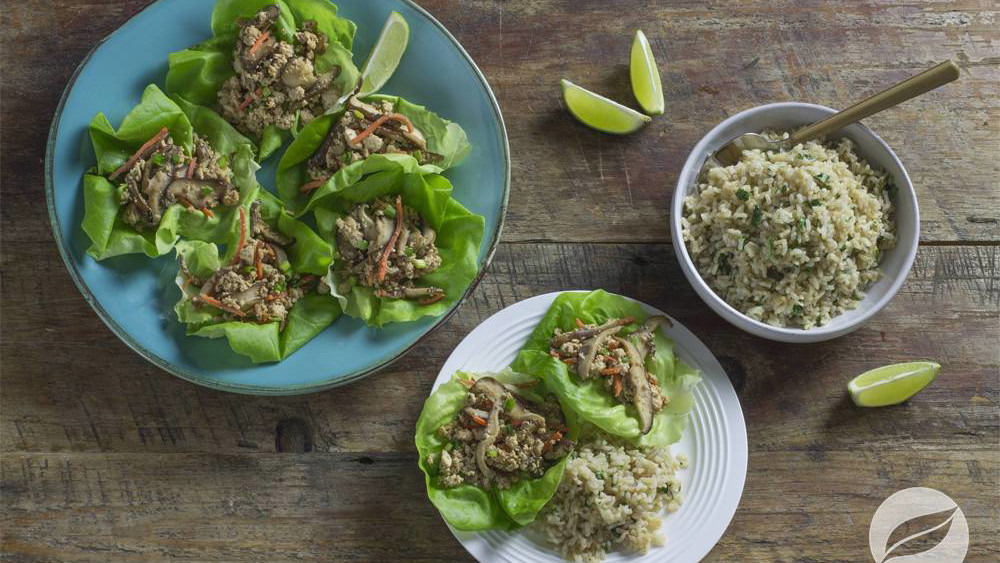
{"left": 630, "top": 29, "right": 663, "bottom": 115}
{"left": 848, "top": 362, "right": 941, "bottom": 407}
{"left": 561, "top": 79, "right": 651, "bottom": 134}
{"left": 358, "top": 11, "right": 409, "bottom": 97}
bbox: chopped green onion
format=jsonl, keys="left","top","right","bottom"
{"left": 383, "top": 205, "right": 396, "bottom": 219}
{"left": 813, "top": 173, "right": 831, "bottom": 190}
{"left": 809, "top": 199, "right": 822, "bottom": 207}
{"left": 353, "top": 109, "right": 365, "bottom": 120}
{"left": 261, "top": 86, "right": 272, "bottom": 98}
{"left": 504, "top": 397, "right": 515, "bottom": 411}
{"left": 171, "top": 153, "right": 184, "bottom": 164}
{"left": 217, "top": 155, "right": 230, "bottom": 169}
{"left": 412, "top": 149, "right": 423, "bottom": 162}
{"left": 201, "top": 186, "right": 214, "bottom": 196}
{"left": 413, "top": 258, "right": 427, "bottom": 269}
{"left": 404, "top": 246, "right": 415, "bottom": 256}
{"left": 279, "top": 261, "right": 292, "bottom": 272}
{"left": 486, "top": 449, "right": 498, "bottom": 458}
{"left": 444, "top": 442, "right": 454, "bottom": 451}
{"left": 792, "top": 304, "right": 804, "bottom": 316}
{"left": 353, "top": 239, "right": 369, "bottom": 250}
{"left": 736, "top": 188, "right": 751, "bottom": 201}
{"left": 751, "top": 206, "right": 762, "bottom": 227}
{"left": 595, "top": 471, "right": 605, "bottom": 479}
{"left": 150, "top": 153, "right": 165, "bottom": 166}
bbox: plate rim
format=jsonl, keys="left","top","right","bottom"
{"left": 430, "top": 290, "right": 749, "bottom": 562}
{"left": 43, "top": 0, "right": 511, "bottom": 396}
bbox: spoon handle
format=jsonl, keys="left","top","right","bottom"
{"left": 787, "top": 61, "right": 961, "bottom": 146}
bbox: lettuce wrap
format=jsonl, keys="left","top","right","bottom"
{"left": 511, "top": 290, "right": 701, "bottom": 447}
{"left": 276, "top": 94, "right": 470, "bottom": 215}
{"left": 173, "top": 190, "right": 340, "bottom": 363}
{"left": 165, "top": 0, "right": 360, "bottom": 159}
{"left": 313, "top": 171, "right": 484, "bottom": 327}
{"left": 82, "top": 84, "right": 257, "bottom": 260}
{"left": 415, "top": 368, "right": 579, "bottom": 531}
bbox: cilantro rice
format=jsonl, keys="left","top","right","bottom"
{"left": 537, "top": 437, "right": 686, "bottom": 562}
{"left": 681, "top": 134, "right": 896, "bottom": 328}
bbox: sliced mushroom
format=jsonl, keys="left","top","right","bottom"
{"left": 401, "top": 287, "right": 443, "bottom": 299}
{"left": 372, "top": 214, "right": 395, "bottom": 251}
{"left": 167, "top": 178, "right": 226, "bottom": 207}
{"left": 631, "top": 315, "right": 669, "bottom": 360}
{"left": 143, "top": 168, "right": 174, "bottom": 223}
{"left": 347, "top": 96, "right": 382, "bottom": 119}
{"left": 229, "top": 281, "right": 266, "bottom": 310}
{"left": 470, "top": 377, "right": 507, "bottom": 405}
{"left": 550, "top": 316, "right": 634, "bottom": 348}
{"left": 474, "top": 404, "right": 501, "bottom": 481}
{"left": 249, "top": 200, "right": 292, "bottom": 246}
{"left": 576, "top": 326, "right": 623, "bottom": 379}
{"left": 615, "top": 336, "right": 656, "bottom": 434}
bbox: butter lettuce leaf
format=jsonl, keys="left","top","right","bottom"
{"left": 511, "top": 290, "right": 701, "bottom": 447}
{"left": 415, "top": 370, "right": 576, "bottom": 531}
{"left": 173, "top": 191, "right": 340, "bottom": 363}
{"left": 276, "top": 95, "right": 470, "bottom": 215}
{"left": 313, "top": 171, "right": 483, "bottom": 326}
{"left": 166, "top": 0, "right": 359, "bottom": 159}
{"left": 82, "top": 84, "right": 257, "bottom": 260}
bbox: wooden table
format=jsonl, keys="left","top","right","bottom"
{"left": 3, "top": 1, "right": 998, "bottom": 561}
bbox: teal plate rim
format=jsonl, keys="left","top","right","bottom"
{"left": 44, "top": 0, "right": 510, "bottom": 395}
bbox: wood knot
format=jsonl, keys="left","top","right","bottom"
{"left": 357, "top": 456, "right": 375, "bottom": 465}
{"left": 717, "top": 355, "right": 746, "bottom": 393}
{"left": 275, "top": 418, "right": 313, "bottom": 453}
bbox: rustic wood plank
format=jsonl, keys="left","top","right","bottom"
{"left": 3, "top": 242, "right": 997, "bottom": 456}
{"left": 2, "top": 1, "right": 998, "bottom": 245}
{"left": 2, "top": 451, "right": 997, "bottom": 562}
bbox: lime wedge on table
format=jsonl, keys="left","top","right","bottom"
{"left": 561, "top": 79, "right": 652, "bottom": 134}
{"left": 848, "top": 362, "right": 941, "bottom": 407}
{"left": 630, "top": 30, "right": 664, "bottom": 115}
{"left": 358, "top": 11, "right": 409, "bottom": 97}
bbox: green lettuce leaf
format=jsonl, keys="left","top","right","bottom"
{"left": 415, "top": 370, "right": 576, "bottom": 531}
{"left": 173, "top": 191, "right": 340, "bottom": 363}
{"left": 313, "top": 171, "right": 484, "bottom": 326}
{"left": 276, "top": 95, "right": 471, "bottom": 215}
{"left": 82, "top": 84, "right": 257, "bottom": 260}
{"left": 511, "top": 290, "right": 701, "bottom": 447}
{"left": 166, "top": 0, "right": 359, "bottom": 159}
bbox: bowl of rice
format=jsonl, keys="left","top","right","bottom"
{"left": 671, "top": 103, "right": 919, "bottom": 343}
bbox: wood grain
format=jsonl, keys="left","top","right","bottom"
{"left": 2, "top": 0, "right": 999, "bottom": 561}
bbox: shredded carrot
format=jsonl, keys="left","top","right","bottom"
{"left": 187, "top": 156, "right": 197, "bottom": 178}
{"left": 471, "top": 415, "right": 488, "bottom": 426}
{"left": 542, "top": 430, "right": 563, "bottom": 453}
{"left": 613, "top": 374, "right": 622, "bottom": 397}
{"left": 349, "top": 113, "right": 414, "bottom": 145}
{"left": 601, "top": 366, "right": 622, "bottom": 376}
{"left": 200, "top": 206, "right": 215, "bottom": 219}
{"left": 375, "top": 196, "right": 404, "bottom": 283}
{"left": 510, "top": 419, "right": 524, "bottom": 428}
{"left": 265, "top": 292, "right": 286, "bottom": 302}
{"left": 109, "top": 127, "right": 170, "bottom": 180}
{"left": 561, "top": 357, "right": 577, "bottom": 365}
{"left": 249, "top": 30, "right": 270, "bottom": 55}
{"left": 575, "top": 318, "right": 585, "bottom": 329}
{"left": 238, "top": 88, "right": 261, "bottom": 112}
{"left": 299, "top": 176, "right": 329, "bottom": 193}
{"left": 254, "top": 241, "right": 264, "bottom": 280}
{"left": 419, "top": 293, "right": 445, "bottom": 306}
{"left": 196, "top": 295, "right": 245, "bottom": 317}
{"left": 231, "top": 207, "right": 247, "bottom": 265}
{"left": 176, "top": 195, "right": 196, "bottom": 211}
{"left": 549, "top": 350, "right": 560, "bottom": 358}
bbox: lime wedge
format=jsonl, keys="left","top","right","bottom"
{"left": 848, "top": 362, "right": 941, "bottom": 407}
{"left": 561, "top": 79, "right": 651, "bottom": 134}
{"left": 358, "top": 11, "right": 409, "bottom": 97}
{"left": 630, "top": 30, "right": 664, "bottom": 115}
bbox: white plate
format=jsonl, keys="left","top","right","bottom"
{"left": 431, "top": 291, "right": 749, "bottom": 562}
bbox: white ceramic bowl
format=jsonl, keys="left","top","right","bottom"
{"left": 670, "top": 103, "right": 919, "bottom": 343}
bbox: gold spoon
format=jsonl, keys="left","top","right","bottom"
{"left": 709, "top": 61, "right": 961, "bottom": 167}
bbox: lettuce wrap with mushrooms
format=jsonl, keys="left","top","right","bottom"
{"left": 415, "top": 368, "right": 578, "bottom": 531}
{"left": 173, "top": 189, "right": 340, "bottom": 363}
{"left": 82, "top": 84, "right": 257, "bottom": 260}
{"left": 511, "top": 290, "right": 701, "bottom": 447}
{"left": 276, "top": 94, "right": 470, "bottom": 215}
{"left": 313, "top": 170, "right": 483, "bottom": 327}
{"left": 166, "top": 0, "right": 360, "bottom": 159}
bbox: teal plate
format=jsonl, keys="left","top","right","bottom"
{"left": 45, "top": 0, "right": 509, "bottom": 395}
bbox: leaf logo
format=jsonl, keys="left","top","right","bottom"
{"left": 869, "top": 487, "right": 969, "bottom": 562}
